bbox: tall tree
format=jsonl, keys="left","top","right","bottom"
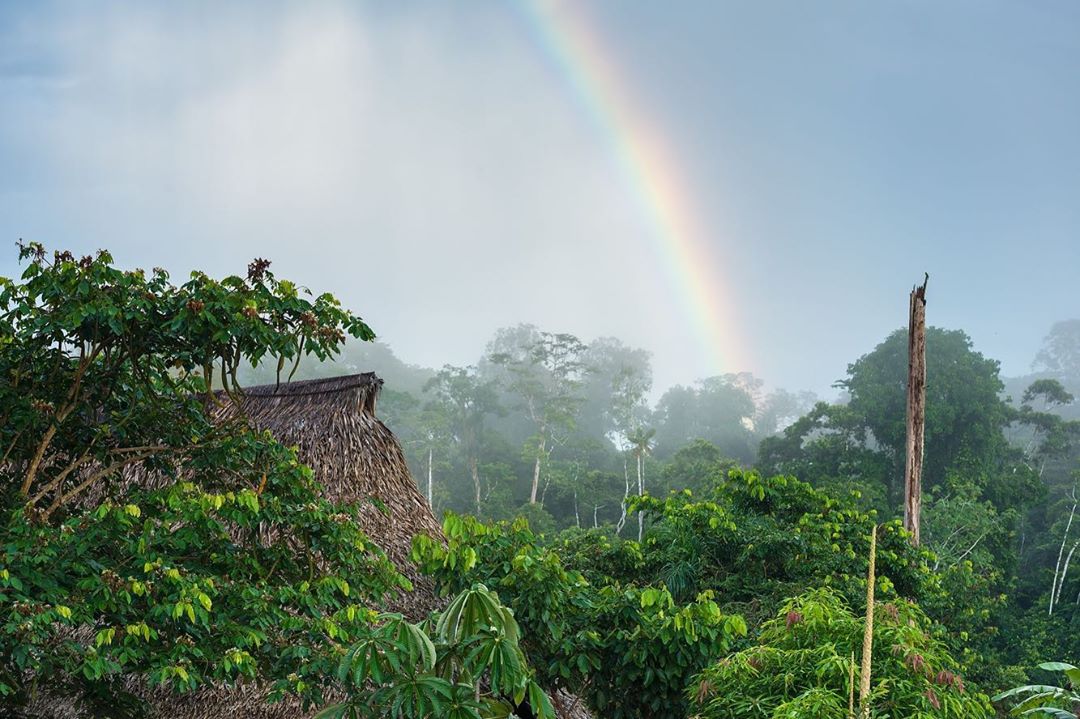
{"left": 839, "top": 327, "right": 1011, "bottom": 505}
{"left": 652, "top": 375, "right": 756, "bottom": 462}
{"left": 1035, "top": 319, "right": 1080, "bottom": 379}
{"left": 627, "top": 426, "right": 655, "bottom": 541}
{"left": 414, "top": 399, "right": 453, "bottom": 508}
{"left": 489, "top": 330, "right": 589, "bottom": 504}
{"left": 423, "top": 365, "right": 500, "bottom": 516}
{"left": 579, "top": 337, "right": 653, "bottom": 443}
{"left": 607, "top": 360, "right": 652, "bottom": 535}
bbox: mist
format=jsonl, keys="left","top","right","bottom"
{"left": 3, "top": 1, "right": 1078, "bottom": 401}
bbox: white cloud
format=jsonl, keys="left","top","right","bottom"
{"left": 2, "top": 1, "right": 729, "bottom": 392}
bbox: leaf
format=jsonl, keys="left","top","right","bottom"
{"left": 312, "top": 703, "right": 350, "bottom": 719}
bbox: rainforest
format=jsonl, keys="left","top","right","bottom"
{"left": 2, "top": 2, "right": 1079, "bottom": 717}
{"left": 1, "top": 245, "right": 1079, "bottom": 717}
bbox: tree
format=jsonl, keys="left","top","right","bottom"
{"left": 606, "top": 358, "right": 652, "bottom": 536}
{"left": 841, "top": 327, "right": 1011, "bottom": 504}
{"left": 488, "top": 330, "right": 589, "bottom": 505}
{"left": 1035, "top": 320, "right": 1080, "bottom": 380}
{"left": 627, "top": 426, "right": 655, "bottom": 541}
{"left": 651, "top": 376, "right": 756, "bottom": 463}
{"left": 1017, "top": 379, "right": 1080, "bottom": 479}
{"left": 413, "top": 399, "right": 453, "bottom": 508}
{"left": 0, "top": 244, "right": 408, "bottom": 713}
{"left": 752, "top": 387, "right": 818, "bottom": 439}
{"left": 764, "top": 327, "right": 1025, "bottom": 515}
{"left": 657, "top": 439, "right": 735, "bottom": 496}
{"left": 757, "top": 401, "right": 892, "bottom": 514}
{"left": 578, "top": 337, "right": 652, "bottom": 444}
{"left": 423, "top": 365, "right": 500, "bottom": 516}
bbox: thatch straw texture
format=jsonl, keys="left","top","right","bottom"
{"left": 213, "top": 374, "right": 443, "bottom": 617}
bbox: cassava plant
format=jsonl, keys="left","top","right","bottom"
{"left": 318, "top": 583, "right": 553, "bottom": 719}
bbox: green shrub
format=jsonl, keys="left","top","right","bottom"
{"left": 412, "top": 513, "right": 746, "bottom": 719}
{"left": 691, "top": 587, "right": 993, "bottom": 719}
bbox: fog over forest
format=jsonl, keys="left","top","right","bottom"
{"left": 2, "top": 1, "right": 1077, "bottom": 397}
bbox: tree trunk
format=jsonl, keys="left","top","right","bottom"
{"left": 1055, "top": 537, "right": 1079, "bottom": 610}
{"left": 615, "top": 456, "right": 629, "bottom": 535}
{"left": 1049, "top": 494, "right": 1076, "bottom": 616}
{"left": 426, "top": 447, "right": 434, "bottom": 506}
{"left": 469, "top": 455, "right": 481, "bottom": 517}
{"left": 637, "top": 451, "right": 645, "bottom": 542}
{"left": 529, "top": 435, "right": 546, "bottom": 504}
{"left": 903, "top": 275, "right": 928, "bottom": 545}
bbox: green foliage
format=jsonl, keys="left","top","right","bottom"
{"left": 994, "top": 661, "right": 1080, "bottom": 718}
{"left": 412, "top": 513, "right": 745, "bottom": 719}
{"left": 754, "top": 327, "right": 1080, "bottom": 684}
{"left": 585, "top": 584, "right": 746, "bottom": 718}
{"left": 760, "top": 327, "right": 1028, "bottom": 512}
{"left": 691, "top": 588, "right": 993, "bottom": 718}
{"left": 651, "top": 375, "right": 757, "bottom": 463}
{"left": 622, "top": 470, "right": 938, "bottom": 616}
{"left": 656, "top": 439, "right": 735, "bottom": 496}
{"left": 0, "top": 245, "right": 403, "bottom": 713}
{"left": 422, "top": 365, "right": 502, "bottom": 515}
{"left": 319, "top": 584, "right": 554, "bottom": 719}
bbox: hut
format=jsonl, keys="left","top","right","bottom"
{"left": 212, "top": 373, "right": 444, "bottom": 618}
{"left": 24, "top": 374, "right": 590, "bottom": 719}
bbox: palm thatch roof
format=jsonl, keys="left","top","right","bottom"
{"left": 214, "top": 373, "right": 443, "bottom": 613}
{"left": 24, "top": 373, "right": 591, "bottom": 719}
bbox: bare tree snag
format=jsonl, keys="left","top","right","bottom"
{"left": 904, "top": 274, "right": 928, "bottom": 545}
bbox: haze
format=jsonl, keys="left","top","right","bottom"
{"left": 2, "top": 0, "right": 1078, "bottom": 397}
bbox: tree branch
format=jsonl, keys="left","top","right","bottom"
{"left": 40, "top": 449, "right": 172, "bottom": 522}
{"left": 28, "top": 451, "right": 94, "bottom": 506}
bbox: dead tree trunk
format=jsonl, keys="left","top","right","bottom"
{"left": 903, "top": 274, "right": 928, "bottom": 545}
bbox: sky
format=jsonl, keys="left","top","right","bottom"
{"left": 1, "top": 1, "right": 1078, "bottom": 398}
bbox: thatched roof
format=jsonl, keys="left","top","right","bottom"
{"left": 215, "top": 373, "right": 443, "bottom": 607}
{"left": 23, "top": 374, "right": 591, "bottom": 719}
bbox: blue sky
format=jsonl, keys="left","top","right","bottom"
{"left": 1, "top": 1, "right": 1078, "bottom": 398}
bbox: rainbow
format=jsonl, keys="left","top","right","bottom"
{"left": 515, "top": 0, "right": 748, "bottom": 378}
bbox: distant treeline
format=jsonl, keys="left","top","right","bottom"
{"left": 243, "top": 318, "right": 1080, "bottom": 673}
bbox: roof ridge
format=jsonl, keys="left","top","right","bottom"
{"left": 237, "top": 372, "right": 384, "bottom": 398}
